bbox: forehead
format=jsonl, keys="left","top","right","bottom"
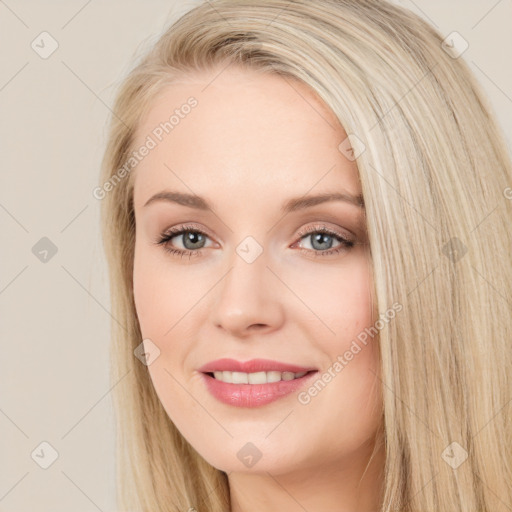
{"left": 131, "top": 67, "right": 361, "bottom": 209}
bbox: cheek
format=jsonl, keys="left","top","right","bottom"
{"left": 335, "top": 260, "right": 374, "bottom": 336}
{"left": 133, "top": 243, "right": 173, "bottom": 339}
{"left": 132, "top": 247, "right": 191, "bottom": 418}
{"left": 296, "top": 255, "right": 380, "bottom": 435}
{"left": 288, "top": 252, "right": 374, "bottom": 337}
{"left": 133, "top": 241, "right": 213, "bottom": 337}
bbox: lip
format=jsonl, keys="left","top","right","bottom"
{"left": 197, "top": 358, "right": 319, "bottom": 408}
{"left": 197, "top": 358, "right": 317, "bottom": 374}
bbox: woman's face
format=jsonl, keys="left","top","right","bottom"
{"left": 131, "top": 66, "right": 382, "bottom": 475}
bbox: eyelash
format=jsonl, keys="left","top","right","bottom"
{"left": 154, "top": 223, "right": 355, "bottom": 259}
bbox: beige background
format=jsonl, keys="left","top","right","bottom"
{"left": 1, "top": 1, "right": 511, "bottom": 511}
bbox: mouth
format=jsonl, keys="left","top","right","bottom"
{"left": 197, "top": 358, "right": 319, "bottom": 407}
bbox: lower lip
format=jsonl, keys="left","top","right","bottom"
{"left": 200, "top": 371, "right": 318, "bottom": 407}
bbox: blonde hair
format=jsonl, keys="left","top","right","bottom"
{"left": 98, "top": 1, "right": 512, "bottom": 510}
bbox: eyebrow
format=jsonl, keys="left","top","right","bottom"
{"left": 143, "top": 190, "right": 365, "bottom": 212}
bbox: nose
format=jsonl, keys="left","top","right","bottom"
{"left": 210, "top": 246, "right": 285, "bottom": 338}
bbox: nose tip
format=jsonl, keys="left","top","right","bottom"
{"left": 215, "top": 310, "right": 274, "bottom": 338}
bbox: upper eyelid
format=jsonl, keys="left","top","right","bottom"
{"left": 162, "top": 223, "right": 214, "bottom": 240}
{"left": 296, "top": 224, "right": 354, "bottom": 239}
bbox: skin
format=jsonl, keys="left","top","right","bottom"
{"left": 131, "top": 64, "right": 384, "bottom": 512}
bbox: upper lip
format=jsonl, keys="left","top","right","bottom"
{"left": 198, "top": 358, "right": 318, "bottom": 374}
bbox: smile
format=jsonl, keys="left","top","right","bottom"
{"left": 197, "top": 358, "right": 319, "bottom": 407}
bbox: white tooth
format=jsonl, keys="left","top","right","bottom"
{"left": 266, "top": 371, "right": 282, "bottom": 383}
{"left": 232, "top": 371, "right": 249, "bottom": 384}
{"left": 212, "top": 370, "right": 309, "bottom": 383}
{"left": 248, "top": 371, "right": 267, "bottom": 384}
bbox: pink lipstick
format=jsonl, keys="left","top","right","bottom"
{"left": 198, "top": 358, "right": 318, "bottom": 407}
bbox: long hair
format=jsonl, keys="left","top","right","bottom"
{"left": 98, "top": 1, "right": 512, "bottom": 510}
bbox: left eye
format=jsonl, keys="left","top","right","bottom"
{"left": 168, "top": 230, "right": 209, "bottom": 251}
{"left": 293, "top": 226, "right": 355, "bottom": 256}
